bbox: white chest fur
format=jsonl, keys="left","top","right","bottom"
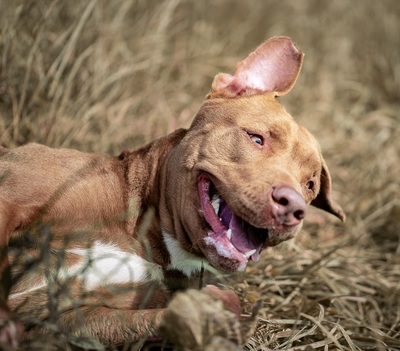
{"left": 9, "top": 241, "right": 164, "bottom": 299}
{"left": 65, "top": 242, "right": 164, "bottom": 289}
{"left": 162, "top": 231, "right": 205, "bottom": 277}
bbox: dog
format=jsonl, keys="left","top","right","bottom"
{"left": 0, "top": 37, "right": 345, "bottom": 347}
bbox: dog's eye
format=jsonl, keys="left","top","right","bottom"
{"left": 306, "top": 180, "right": 315, "bottom": 191}
{"left": 248, "top": 133, "right": 264, "bottom": 146}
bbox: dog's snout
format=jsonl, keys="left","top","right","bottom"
{"left": 271, "top": 186, "right": 306, "bottom": 226}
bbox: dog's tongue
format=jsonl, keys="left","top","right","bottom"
{"left": 218, "top": 199, "right": 263, "bottom": 260}
{"left": 219, "top": 198, "right": 233, "bottom": 227}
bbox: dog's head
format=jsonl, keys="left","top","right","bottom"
{"left": 162, "top": 37, "right": 345, "bottom": 273}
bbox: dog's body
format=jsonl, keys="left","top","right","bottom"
{"left": 0, "top": 37, "right": 344, "bottom": 347}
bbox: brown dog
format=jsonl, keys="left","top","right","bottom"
{"left": 0, "top": 37, "right": 345, "bottom": 347}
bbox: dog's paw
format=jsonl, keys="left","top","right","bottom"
{"left": 158, "top": 287, "right": 260, "bottom": 351}
{"left": 202, "top": 284, "right": 242, "bottom": 317}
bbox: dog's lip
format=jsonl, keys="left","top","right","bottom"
{"left": 197, "top": 173, "right": 268, "bottom": 264}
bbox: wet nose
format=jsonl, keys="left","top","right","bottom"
{"left": 271, "top": 186, "right": 306, "bottom": 226}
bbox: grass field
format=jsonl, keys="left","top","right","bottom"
{"left": 1, "top": 0, "right": 399, "bottom": 350}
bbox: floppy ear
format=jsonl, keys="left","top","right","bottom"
{"left": 208, "top": 36, "right": 304, "bottom": 99}
{"left": 311, "top": 158, "right": 346, "bottom": 222}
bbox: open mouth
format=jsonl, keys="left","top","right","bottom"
{"left": 198, "top": 173, "right": 268, "bottom": 266}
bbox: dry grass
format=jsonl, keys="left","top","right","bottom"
{"left": 1, "top": 0, "right": 399, "bottom": 350}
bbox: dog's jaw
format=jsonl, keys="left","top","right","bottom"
{"left": 196, "top": 172, "right": 304, "bottom": 273}
{"left": 198, "top": 173, "right": 265, "bottom": 263}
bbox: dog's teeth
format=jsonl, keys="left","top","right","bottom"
{"left": 226, "top": 229, "right": 232, "bottom": 240}
{"left": 211, "top": 196, "right": 220, "bottom": 214}
{"left": 244, "top": 249, "right": 256, "bottom": 259}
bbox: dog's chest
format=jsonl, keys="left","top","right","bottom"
{"left": 9, "top": 226, "right": 208, "bottom": 300}
{"left": 9, "top": 240, "right": 164, "bottom": 299}
{"left": 63, "top": 241, "right": 164, "bottom": 288}
{"left": 162, "top": 232, "right": 206, "bottom": 277}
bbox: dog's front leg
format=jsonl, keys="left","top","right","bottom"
{"left": 50, "top": 307, "right": 165, "bottom": 347}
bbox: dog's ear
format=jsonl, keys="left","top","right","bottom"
{"left": 311, "top": 158, "right": 346, "bottom": 222}
{"left": 209, "top": 36, "right": 304, "bottom": 99}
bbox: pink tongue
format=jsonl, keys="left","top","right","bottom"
{"left": 230, "top": 215, "right": 256, "bottom": 253}
{"left": 219, "top": 199, "right": 258, "bottom": 254}
{"left": 218, "top": 198, "right": 233, "bottom": 227}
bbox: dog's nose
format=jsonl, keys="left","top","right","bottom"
{"left": 271, "top": 186, "right": 306, "bottom": 226}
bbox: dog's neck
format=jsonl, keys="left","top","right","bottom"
{"left": 118, "top": 128, "right": 202, "bottom": 287}
{"left": 120, "top": 129, "right": 186, "bottom": 209}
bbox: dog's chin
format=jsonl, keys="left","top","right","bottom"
{"left": 197, "top": 173, "right": 301, "bottom": 273}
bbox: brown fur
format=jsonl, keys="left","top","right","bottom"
{"left": 0, "top": 37, "right": 344, "bottom": 347}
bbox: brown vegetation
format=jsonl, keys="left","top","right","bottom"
{"left": 0, "top": 0, "right": 399, "bottom": 349}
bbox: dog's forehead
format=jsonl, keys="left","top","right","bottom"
{"left": 234, "top": 94, "right": 292, "bottom": 127}
{"left": 193, "top": 94, "right": 291, "bottom": 129}
{"left": 191, "top": 95, "right": 322, "bottom": 169}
